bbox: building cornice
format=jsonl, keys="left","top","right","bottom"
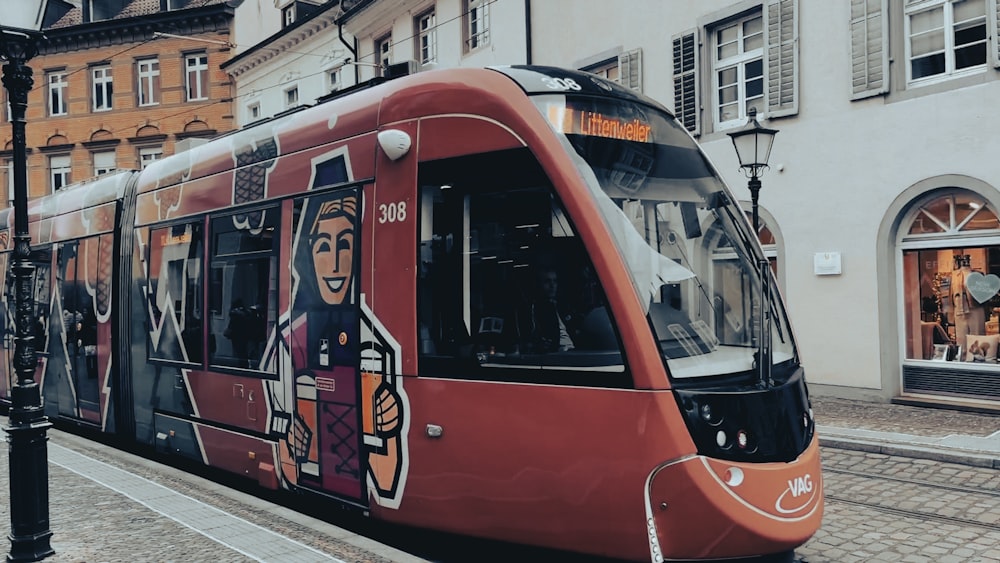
{"left": 222, "top": 3, "right": 341, "bottom": 77}
{"left": 40, "top": 4, "right": 235, "bottom": 55}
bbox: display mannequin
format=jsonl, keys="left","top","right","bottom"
{"left": 952, "top": 254, "right": 986, "bottom": 347}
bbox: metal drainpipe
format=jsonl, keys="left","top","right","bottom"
{"left": 337, "top": 2, "right": 359, "bottom": 84}
{"left": 524, "top": 0, "right": 532, "bottom": 64}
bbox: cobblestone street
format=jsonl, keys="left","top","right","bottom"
{"left": 796, "top": 447, "right": 1000, "bottom": 562}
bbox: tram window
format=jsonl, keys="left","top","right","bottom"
{"left": 417, "top": 149, "right": 626, "bottom": 385}
{"left": 32, "top": 248, "right": 53, "bottom": 353}
{"left": 146, "top": 222, "right": 204, "bottom": 365}
{"left": 208, "top": 208, "right": 278, "bottom": 373}
{"left": 0, "top": 252, "right": 9, "bottom": 354}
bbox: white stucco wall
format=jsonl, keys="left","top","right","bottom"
{"left": 529, "top": 0, "right": 1000, "bottom": 394}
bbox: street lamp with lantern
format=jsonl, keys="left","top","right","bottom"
{"left": 726, "top": 107, "right": 778, "bottom": 235}
{"left": 0, "top": 1, "right": 54, "bottom": 561}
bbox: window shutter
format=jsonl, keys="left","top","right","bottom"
{"left": 992, "top": 0, "right": 1000, "bottom": 68}
{"left": 850, "top": 0, "right": 889, "bottom": 99}
{"left": 672, "top": 30, "right": 699, "bottom": 135}
{"left": 618, "top": 48, "right": 643, "bottom": 92}
{"left": 765, "top": 0, "right": 798, "bottom": 117}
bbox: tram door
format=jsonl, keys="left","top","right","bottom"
{"left": 288, "top": 185, "right": 364, "bottom": 503}
{"left": 55, "top": 241, "right": 100, "bottom": 423}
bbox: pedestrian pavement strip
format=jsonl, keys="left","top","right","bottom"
{"left": 49, "top": 443, "right": 345, "bottom": 563}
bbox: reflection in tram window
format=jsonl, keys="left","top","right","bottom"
{"left": 209, "top": 208, "right": 278, "bottom": 372}
{"left": 417, "top": 148, "right": 626, "bottom": 383}
{"left": 146, "top": 222, "right": 204, "bottom": 364}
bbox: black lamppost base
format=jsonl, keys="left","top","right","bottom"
{"left": 5, "top": 382, "right": 53, "bottom": 563}
{"left": 6, "top": 531, "right": 54, "bottom": 563}
{"left": 1, "top": 21, "right": 54, "bottom": 563}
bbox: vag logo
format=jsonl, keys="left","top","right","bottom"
{"left": 788, "top": 475, "right": 813, "bottom": 497}
{"left": 775, "top": 473, "right": 817, "bottom": 515}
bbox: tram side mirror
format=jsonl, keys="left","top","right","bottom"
{"left": 680, "top": 202, "right": 702, "bottom": 239}
{"left": 378, "top": 129, "right": 412, "bottom": 161}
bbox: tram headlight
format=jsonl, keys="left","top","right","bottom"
{"left": 699, "top": 403, "right": 724, "bottom": 426}
{"left": 715, "top": 430, "right": 729, "bottom": 449}
{"left": 724, "top": 467, "right": 745, "bottom": 487}
{"left": 736, "top": 429, "right": 749, "bottom": 449}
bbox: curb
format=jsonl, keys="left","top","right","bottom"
{"left": 817, "top": 426, "right": 1000, "bottom": 469}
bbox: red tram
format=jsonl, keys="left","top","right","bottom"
{"left": 0, "top": 66, "right": 821, "bottom": 561}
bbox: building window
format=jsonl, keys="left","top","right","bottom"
{"left": 671, "top": 1, "right": 797, "bottom": 136}
{"left": 4, "top": 159, "right": 12, "bottom": 204}
{"left": 93, "top": 150, "right": 116, "bottom": 177}
{"left": 139, "top": 146, "right": 162, "bottom": 169}
{"left": 246, "top": 102, "right": 261, "bottom": 122}
{"left": 464, "top": 0, "right": 490, "bottom": 52}
{"left": 185, "top": 53, "right": 209, "bottom": 101}
{"left": 50, "top": 155, "right": 71, "bottom": 192}
{"left": 282, "top": 5, "right": 295, "bottom": 27}
{"left": 137, "top": 58, "right": 160, "bottom": 106}
{"left": 92, "top": 65, "right": 113, "bottom": 112}
{"left": 905, "top": 0, "right": 987, "bottom": 84}
{"left": 415, "top": 9, "right": 437, "bottom": 65}
{"left": 375, "top": 34, "right": 391, "bottom": 77}
{"left": 327, "top": 68, "right": 340, "bottom": 92}
{"left": 48, "top": 72, "right": 68, "bottom": 116}
{"left": 712, "top": 12, "right": 764, "bottom": 129}
{"left": 585, "top": 60, "right": 620, "bottom": 83}
{"left": 581, "top": 49, "right": 642, "bottom": 91}
{"left": 284, "top": 86, "right": 299, "bottom": 109}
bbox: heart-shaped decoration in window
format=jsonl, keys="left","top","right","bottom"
{"left": 964, "top": 271, "right": 1000, "bottom": 303}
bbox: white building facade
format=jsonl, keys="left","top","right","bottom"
{"left": 227, "top": 0, "right": 1000, "bottom": 410}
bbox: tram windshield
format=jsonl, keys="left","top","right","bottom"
{"left": 534, "top": 94, "right": 796, "bottom": 381}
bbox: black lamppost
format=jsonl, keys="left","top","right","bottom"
{"left": 0, "top": 2, "right": 53, "bottom": 561}
{"left": 726, "top": 107, "right": 778, "bottom": 235}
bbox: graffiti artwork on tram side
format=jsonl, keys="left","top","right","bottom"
{"left": 257, "top": 145, "right": 410, "bottom": 509}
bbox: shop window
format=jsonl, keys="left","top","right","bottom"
{"left": 146, "top": 222, "right": 204, "bottom": 365}
{"left": 208, "top": 208, "right": 279, "bottom": 372}
{"left": 901, "top": 192, "right": 1000, "bottom": 365}
{"left": 418, "top": 148, "right": 627, "bottom": 386}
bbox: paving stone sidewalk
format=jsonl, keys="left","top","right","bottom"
{"left": 0, "top": 419, "right": 426, "bottom": 563}
{"left": 811, "top": 396, "right": 1000, "bottom": 468}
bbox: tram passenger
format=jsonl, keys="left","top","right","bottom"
{"left": 515, "top": 266, "right": 575, "bottom": 354}
{"left": 81, "top": 305, "right": 97, "bottom": 379}
{"left": 226, "top": 299, "right": 252, "bottom": 367}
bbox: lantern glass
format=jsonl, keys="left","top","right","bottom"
{"left": 728, "top": 113, "right": 778, "bottom": 172}
{"left": 0, "top": 0, "right": 48, "bottom": 32}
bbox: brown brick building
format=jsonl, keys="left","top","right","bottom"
{"left": 1, "top": 0, "right": 238, "bottom": 201}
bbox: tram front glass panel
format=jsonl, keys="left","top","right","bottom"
{"left": 535, "top": 94, "right": 796, "bottom": 382}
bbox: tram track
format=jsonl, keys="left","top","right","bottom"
{"left": 823, "top": 465, "right": 1000, "bottom": 499}
{"left": 822, "top": 463, "right": 1000, "bottom": 533}
{"left": 824, "top": 494, "right": 1000, "bottom": 533}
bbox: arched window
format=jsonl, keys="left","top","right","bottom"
{"left": 900, "top": 190, "right": 1000, "bottom": 396}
